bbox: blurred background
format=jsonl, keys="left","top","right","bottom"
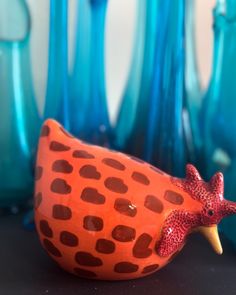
{"left": 28, "top": 0, "right": 214, "bottom": 122}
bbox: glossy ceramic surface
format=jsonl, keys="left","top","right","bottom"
{"left": 34, "top": 119, "right": 236, "bottom": 280}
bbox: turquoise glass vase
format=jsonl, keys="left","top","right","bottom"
{"left": 201, "top": 0, "right": 236, "bottom": 245}
{"left": 115, "top": 0, "right": 159, "bottom": 149}
{"left": 116, "top": 0, "right": 186, "bottom": 177}
{"left": 70, "top": 0, "right": 112, "bottom": 146}
{"left": 0, "top": 0, "right": 40, "bottom": 207}
{"left": 44, "top": 0, "right": 69, "bottom": 129}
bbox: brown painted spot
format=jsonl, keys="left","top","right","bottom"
{"left": 114, "top": 262, "right": 139, "bottom": 273}
{"left": 142, "top": 264, "right": 159, "bottom": 274}
{"left": 164, "top": 190, "right": 184, "bottom": 205}
{"left": 52, "top": 160, "right": 73, "bottom": 174}
{"left": 112, "top": 225, "right": 136, "bottom": 242}
{"left": 41, "top": 125, "right": 50, "bottom": 137}
{"left": 96, "top": 239, "right": 115, "bottom": 254}
{"left": 114, "top": 198, "right": 137, "bottom": 217}
{"left": 35, "top": 166, "right": 43, "bottom": 180}
{"left": 133, "top": 233, "right": 153, "bottom": 258}
{"left": 79, "top": 165, "right": 101, "bottom": 180}
{"left": 75, "top": 252, "right": 103, "bottom": 266}
{"left": 130, "top": 156, "right": 145, "bottom": 164}
{"left": 150, "top": 165, "right": 164, "bottom": 175}
{"left": 144, "top": 195, "right": 163, "bottom": 213}
{"left": 53, "top": 204, "right": 72, "bottom": 220}
{"left": 73, "top": 150, "right": 95, "bottom": 159}
{"left": 60, "top": 231, "right": 78, "bottom": 247}
{"left": 81, "top": 187, "right": 105, "bottom": 204}
{"left": 51, "top": 178, "right": 71, "bottom": 194}
{"left": 40, "top": 220, "right": 53, "bottom": 238}
{"left": 34, "top": 192, "right": 42, "bottom": 209}
{"left": 74, "top": 267, "right": 97, "bottom": 278}
{"left": 104, "top": 177, "right": 128, "bottom": 194}
{"left": 50, "top": 141, "right": 70, "bottom": 151}
{"left": 43, "top": 239, "right": 62, "bottom": 257}
{"left": 83, "top": 216, "right": 103, "bottom": 231}
{"left": 132, "top": 172, "right": 150, "bottom": 185}
{"left": 102, "top": 158, "right": 125, "bottom": 170}
{"left": 60, "top": 127, "right": 74, "bottom": 138}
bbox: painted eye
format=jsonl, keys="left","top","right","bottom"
{"left": 208, "top": 209, "right": 214, "bottom": 216}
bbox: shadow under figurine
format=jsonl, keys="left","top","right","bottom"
{"left": 34, "top": 119, "right": 236, "bottom": 280}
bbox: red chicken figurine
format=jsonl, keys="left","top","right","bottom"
{"left": 34, "top": 119, "right": 236, "bottom": 280}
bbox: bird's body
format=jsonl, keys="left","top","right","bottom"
{"left": 34, "top": 119, "right": 236, "bottom": 280}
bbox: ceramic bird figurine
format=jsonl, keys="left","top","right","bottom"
{"left": 34, "top": 119, "right": 236, "bottom": 280}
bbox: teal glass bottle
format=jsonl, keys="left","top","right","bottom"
{"left": 201, "top": 0, "right": 236, "bottom": 245}
{"left": 70, "top": 0, "right": 112, "bottom": 146}
{"left": 115, "top": 0, "right": 159, "bottom": 150}
{"left": 117, "top": 0, "right": 186, "bottom": 177}
{"left": 44, "top": 0, "right": 70, "bottom": 129}
{"left": 0, "top": 0, "right": 40, "bottom": 207}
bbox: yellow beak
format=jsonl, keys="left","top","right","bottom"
{"left": 196, "top": 225, "right": 223, "bottom": 255}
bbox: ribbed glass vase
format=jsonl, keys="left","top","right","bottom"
{"left": 201, "top": 0, "right": 236, "bottom": 246}
{"left": 69, "top": 0, "right": 112, "bottom": 146}
{"left": 117, "top": 0, "right": 186, "bottom": 177}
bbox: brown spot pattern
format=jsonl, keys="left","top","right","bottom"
{"left": 35, "top": 166, "right": 43, "bottom": 180}
{"left": 79, "top": 165, "right": 101, "bottom": 179}
{"left": 142, "top": 264, "right": 159, "bottom": 274}
{"left": 102, "top": 158, "right": 125, "bottom": 170}
{"left": 60, "top": 231, "right": 78, "bottom": 247}
{"left": 40, "top": 220, "right": 53, "bottom": 238}
{"left": 112, "top": 225, "right": 136, "bottom": 242}
{"left": 133, "top": 233, "right": 153, "bottom": 258}
{"left": 132, "top": 172, "right": 150, "bottom": 185}
{"left": 41, "top": 125, "right": 50, "bottom": 137}
{"left": 75, "top": 252, "right": 103, "bottom": 266}
{"left": 114, "top": 198, "right": 137, "bottom": 217}
{"left": 34, "top": 192, "right": 42, "bottom": 209}
{"left": 104, "top": 177, "right": 128, "bottom": 194}
{"left": 144, "top": 195, "right": 163, "bottom": 213}
{"left": 73, "top": 150, "right": 95, "bottom": 159}
{"left": 51, "top": 178, "right": 71, "bottom": 194}
{"left": 53, "top": 204, "right": 72, "bottom": 220}
{"left": 95, "top": 239, "right": 115, "bottom": 254}
{"left": 114, "top": 262, "right": 139, "bottom": 273}
{"left": 164, "top": 190, "right": 184, "bottom": 205}
{"left": 43, "top": 239, "right": 62, "bottom": 257}
{"left": 52, "top": 160, "right": 73, "bottom": 174}
{"left": 83, "top": 216, "right": 103, "bottom": 231}
{"left": 74, "top": 267, "right": 97, "bottom": 278}
{"left": 81, "top": 187, "right": 105, "bottom": 204}
{"left": 50, "top": 141, "right": 70, "bottom": 151}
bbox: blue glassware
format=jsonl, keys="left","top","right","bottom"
{"left": 201, "top": 0, "right": 236, "bottom": 245}
{"left": 118, "top": 0, "right": 186, "bottom": 177}
{"left": 44, "top": 0, "right": 70, "bottom": 129}
{"left": 115, "top": 0, "right": 158, "bottom": 150}
{"left": 0, "top": 0, "right": 40, "bottom": 207}
{"left": 70, "top": 0, "right": 112, "bottom": 146}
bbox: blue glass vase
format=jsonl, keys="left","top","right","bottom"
{"left": 201, "top": 0, "right": 236, "bottom": 245}
{"left": 0, "top": 0, "right": 40, "bottom": 207}
{"left": 115, "top": 0, "right": 159, "bottom": 150}
{"left": 70, "top": 0, "right": 112, "bottom": 146}
{"left": 44, "top": 0, "right": 70, "bottom": 129}
{"left": 117, "top": 0, "right": 186, "bottom": 177}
